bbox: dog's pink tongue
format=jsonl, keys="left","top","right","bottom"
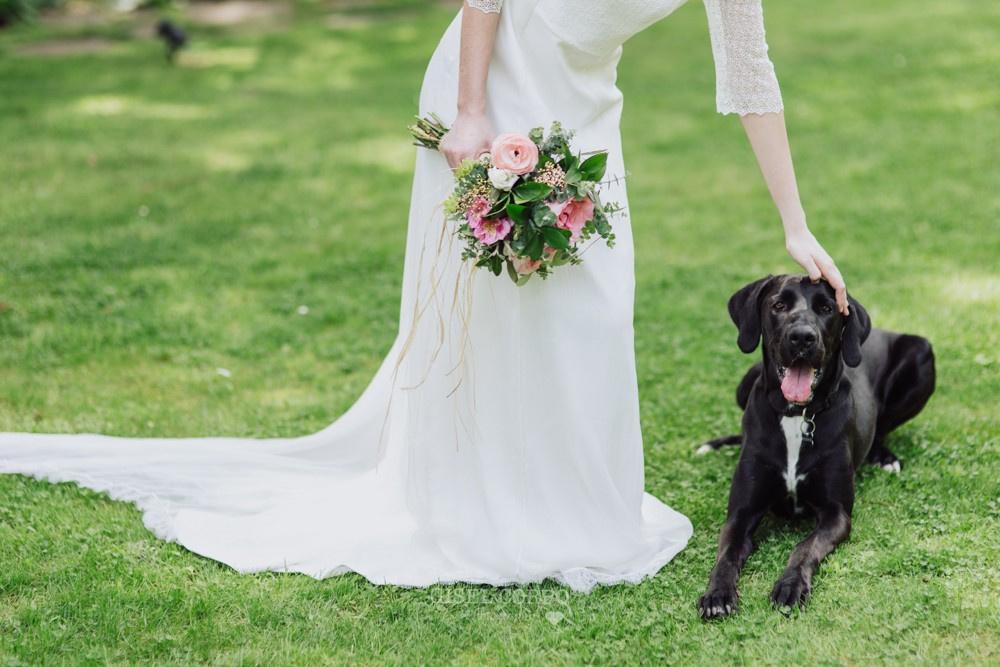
{"left": 781, "top": 364, "right": 815, "bottom": 403}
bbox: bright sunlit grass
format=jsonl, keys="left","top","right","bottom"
{"left": 1, "top": 0, "right": 997, "bottom": 664}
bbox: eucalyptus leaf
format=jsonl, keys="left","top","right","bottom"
{"left": 532, "top": 206, "right": 557, "bottom": 228}
{"left": 510, "top": 231, "right": 529, "bottom": 253}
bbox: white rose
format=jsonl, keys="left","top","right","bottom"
{"left": 488, "top": 167, "right": 518, "bottom": 191}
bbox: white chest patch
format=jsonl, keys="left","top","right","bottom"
{"left": 780, "top": 416, "right": 809, "bottom": 498}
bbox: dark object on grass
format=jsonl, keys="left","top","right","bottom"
{"left": 156, "top": 19, "right": 187, "bottom": 62}
{"left": 696, "top": 275, "right": 935, "bottom": 619}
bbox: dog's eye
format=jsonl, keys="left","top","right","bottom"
{"left": 772, "top": 301, "right": 786, "bottom": 312}
{"left": 819, "top": 304, "right": 834, "bottom": 314}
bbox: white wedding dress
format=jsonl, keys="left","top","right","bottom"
{"left": 0, "top": 0, "right": 782, "bottom": 591}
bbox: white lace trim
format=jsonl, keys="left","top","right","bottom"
{"left": 705, "top": 0, "right": 784, "bottom": 116}
{"left": 466, "top": 0, "right": 502, "bottom": 14}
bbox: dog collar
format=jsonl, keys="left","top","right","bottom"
{"left": 799, "top": 406, "right": 818, "bottom": 446}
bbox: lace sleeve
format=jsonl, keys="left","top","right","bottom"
{"left": 704, "top": 0, "right": 784, "bottom": 115}
{"left": 466, "top": 0, "right": 502, "bottom": 14}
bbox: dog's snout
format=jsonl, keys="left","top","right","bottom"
{"left": 788, "top": 326, "right": 817, "bottom": 351}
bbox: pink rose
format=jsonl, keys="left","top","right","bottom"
{"left": 468, "top": 215, "right": 513, "bottom": 245}
{"left": 490, "top": 133, "right": 539, "bottom": 175}
{"left": 510, "top": 254, "right": 542, "bottom": 275}
{"left": 547, "top": 197, "right": 595, "bottom": 243}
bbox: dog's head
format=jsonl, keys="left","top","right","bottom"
{"left": 728, "top": 275, "right": 871, "bottom": 405}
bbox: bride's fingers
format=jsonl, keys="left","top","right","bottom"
{"left": 816, "top": 257, "right": 849, "bottom": 315}
{"left": 441, "top": 148, "right": 457, "bottom": 169}
{"left": 443, "top": 146, "right": 487, "bottom": 170}
{"left": 832, "top": 287, "right": 848, "bottom": 315}
{"left": 800, "top": 255, "right": 822, "bottom": 282}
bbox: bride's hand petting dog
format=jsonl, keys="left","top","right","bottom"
{"left": 697, "top": 275, "right": 935, "bottom": 619}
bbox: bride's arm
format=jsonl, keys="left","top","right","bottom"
{"left": 740, "top": 113, "right": 848, "bottom": 315}
{"left": 705, "top": 0, "right": 848, "bottom": 314}
{"left": 439, "top": 2, "right": 502, "bottom": 169}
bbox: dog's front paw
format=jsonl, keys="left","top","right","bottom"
{"left": 770, "top": 571, "right": 811, "bottom": 611}
{"left": 698, "top": 586, "right": 738, "bottom": 620}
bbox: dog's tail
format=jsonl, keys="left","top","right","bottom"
{"left": 695, "top": 433, "right": 741, "bottom": 455}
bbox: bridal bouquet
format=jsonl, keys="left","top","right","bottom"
{"left": 409, "top": 115, "right": 619, "bottom": 285}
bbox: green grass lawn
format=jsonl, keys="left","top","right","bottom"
{"left": 1, "top": 0, "right": 998, "bottom": 664}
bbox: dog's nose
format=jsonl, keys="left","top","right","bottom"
{"left": 788, "top": 326, "right": 817, "bottom": 351}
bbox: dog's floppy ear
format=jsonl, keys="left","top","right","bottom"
{"left": 728, "top": 275, "right": 777, "bottom": 353}
{"left": 840, "top": 294, "right": 871, "bottom": 367}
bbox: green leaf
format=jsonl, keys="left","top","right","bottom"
{"left": 541, "top": 226, "right": 571, "bottom": 250}
{"left": 510, "top": 229, "right": 530, "bottom": 254}
{"left": 487, "top": 193, "right": 510, "bottom": 217}
{"left": 505, "top": 203, "right": 529, "bottom": 224}
{"left": 561, "top": 155, "right": 581, "bottom": 185}
{"left": 525, "top": 234, "right": 545, "bottom": 260}
{"left": 506, "top": 259, "right": 519, "bottom": 284}
{"left": 513, "top": 182, "right": 553, "bottom": 204}
{"left": 549, "top": 250, "right": 571, "bottom": 267}
{"left": 578, "top": 152, "right": 608, "bottom": 182}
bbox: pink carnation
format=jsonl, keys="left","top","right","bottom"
{"left": 547, "top": 197, "right": 595, "bottom": 243}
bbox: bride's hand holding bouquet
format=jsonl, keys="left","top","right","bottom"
{"left": 438, "top": 110, "right": 495, "bottom": 169}
{"left": 410, "top": 115, "right": 621, "bottom": 285}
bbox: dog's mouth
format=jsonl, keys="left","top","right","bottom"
{"left": 778, "top": 361, "right": 823, "bottom": 405}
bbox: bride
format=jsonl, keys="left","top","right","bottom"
{"left": 0, "top": 0, "right": 847, "bottom": 592}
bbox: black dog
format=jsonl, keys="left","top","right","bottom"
{"left": 697, "top": 275, "right": 935, "bottom": 619}
{"left": 156, "top": 20, "right": 188, "bottom": 63}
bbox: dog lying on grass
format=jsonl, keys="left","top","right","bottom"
{"left": 698, "top": 275, "right": 935, "bottom": 619}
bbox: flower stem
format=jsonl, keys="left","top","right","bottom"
{"left": 408, "top": 113, "right": 450, "bottom": 151}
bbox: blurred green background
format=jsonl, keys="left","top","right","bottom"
{"left": 1, "top": 0, "right": 998, "bottom": 664}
